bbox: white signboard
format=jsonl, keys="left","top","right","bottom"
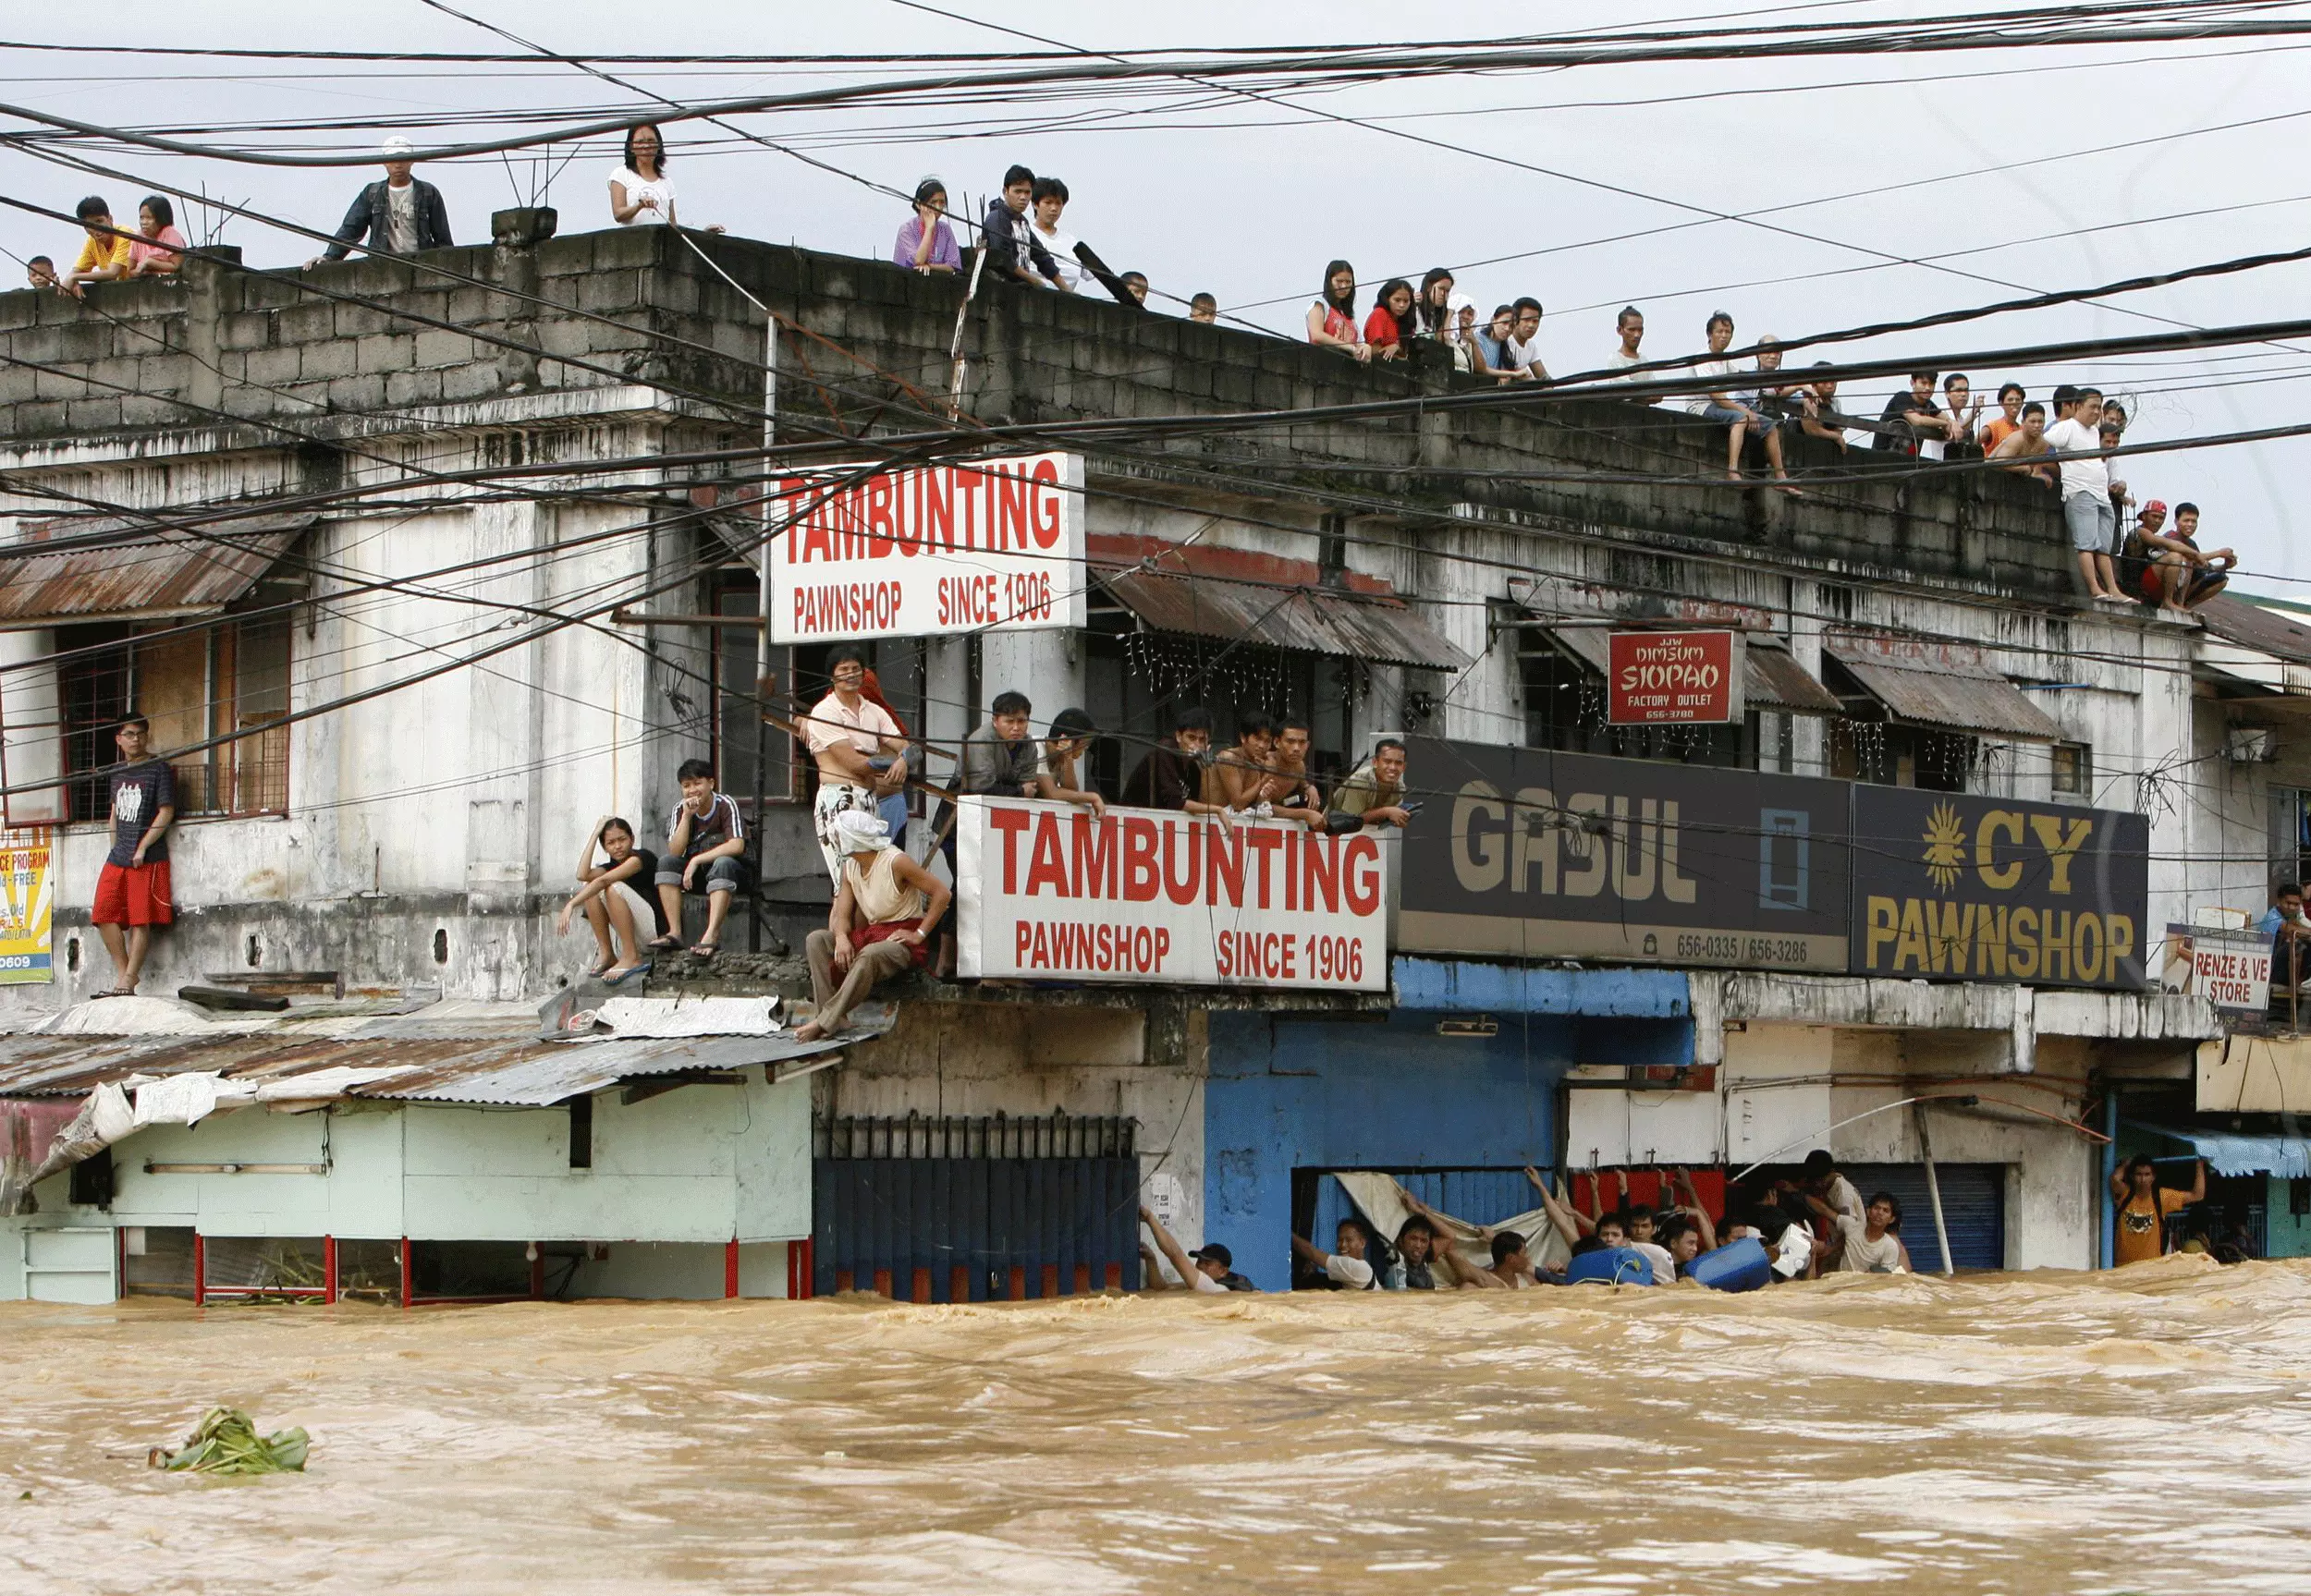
{"left": 767, "top": 453, "right": 1085, "bottom": 644}
{"left": 956, "top": 798, "right": 1390, "bottom": 992}
{"left": 2158, "top": 922, "right": 2270, "bottom": 1018}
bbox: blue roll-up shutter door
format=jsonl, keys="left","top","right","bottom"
{"left": 1843, "top": 1162, "right": 2005, "bottom": 1272}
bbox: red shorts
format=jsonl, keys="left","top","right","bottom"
{"left": 93, "top": 860, "right": 173, "bottom": 927}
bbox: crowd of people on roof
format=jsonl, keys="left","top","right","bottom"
{"left": 26, "top": 128, "right": 2241, "bottom": 625}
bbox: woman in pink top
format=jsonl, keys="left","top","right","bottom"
{"left": 126, "top": 194, "right": 186, "bottom": 277}
{"left": 1305, "top": 259, "right": 1371, "bottom": 362}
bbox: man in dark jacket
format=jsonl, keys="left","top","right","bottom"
{"left": 305, "top": 136, "right": 452, "bottom": 268}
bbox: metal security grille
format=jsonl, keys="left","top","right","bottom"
{"left": 813, "top": 1115, "right": 1141, "bottom": 1302}
{"left": 1843, "top": 1162, "right": 2006, "bottom": 1272}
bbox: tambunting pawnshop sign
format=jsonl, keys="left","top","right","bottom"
{"left": 767, "top": 452, "right": 1085, "bottom": 644}
{"left": 955, "top": 797, "right": 1389, "bottom": 992}
{"left": 1399, "top": 737, "right": 2148, "bottom": 990}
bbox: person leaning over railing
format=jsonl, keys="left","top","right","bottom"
{"left": 305, "top": 137, "right": 450, "bottom": 268}
{"left": 1120, "top": 707, "right": 1224, "bottom": 813}
{"left": 894, "top": 176, "right": 962, "bottom": 274}
{"left": 1325, "top": 738, "right": 1412, "bottom": 831}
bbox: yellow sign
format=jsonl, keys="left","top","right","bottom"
{"left": 0, "top": 827, "right": 55, "bottom": 985}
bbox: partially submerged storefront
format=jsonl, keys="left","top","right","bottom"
{"left": 0, "top": 993, "right": 865, "bottom": 1304}
{"left": 1278, "top": 735, "right": 2218, "bottom": 1273}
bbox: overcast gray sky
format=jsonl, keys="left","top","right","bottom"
{"left": 8, "top": 2, "right": 2310, "bottom": 591}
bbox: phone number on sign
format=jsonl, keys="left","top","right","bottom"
{"left": 1675, "top": 933, "right": 1816, "bottom": 965}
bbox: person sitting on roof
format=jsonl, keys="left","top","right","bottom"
{"left": 794, "top": 811, "right": 948, "bottom": 1042}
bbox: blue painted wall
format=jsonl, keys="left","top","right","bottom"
{"left": 1203, "top": 964, "right": 1692, "bottom": 1288}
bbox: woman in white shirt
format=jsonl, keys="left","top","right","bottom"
{"left": 610, "top": 124, "right": 679, "bottom": 227}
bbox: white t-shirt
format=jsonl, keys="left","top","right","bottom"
{"left": 1030, "top": 221, "right": 1084, "bottom": 291}
{"left": 2043, "top": 417, "right": 2109, "bottom": 500}
{"left": 1825, "top": 1174, "right": 1865, "bottom": 1224}
{"left": 1323, "top": 1253, "right": 1375, "bottom": 1289}
{"left": 1833, "top": 1215, "right": 1905, "bottom": 1273}
{"left": 1687, "top": 358, "right": 1739, "bottom": 413}
{"left": 1630, "top": 1240, "right": 1677, "bottom": 1284}
{"left": 1604, "top": 348, "right": 1644, "bottom": 372}
{"left": 384, "top": 181, "right": 419, "bottom": 253}
{"left": 1189, "top": 1267, "right": 1227, "bottom": 1294}
{"left": 1506, "top": 334, "right": 1546, "bottom": 376}
{"left": 610, "top": 164, "right": 676, "bottom": 226}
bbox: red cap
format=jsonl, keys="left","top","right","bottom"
{"left": 2143, "top": 500, "right": 2168, "bottom": 518}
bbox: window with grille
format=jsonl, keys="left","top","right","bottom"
{"left": 54, "top": 615, "right": 292, "bottom": 821}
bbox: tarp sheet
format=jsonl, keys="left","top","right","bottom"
{"left": 1332, "top": 1171, "right": 1574, "bottom": 1277}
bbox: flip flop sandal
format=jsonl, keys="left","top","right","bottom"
{"left": 688, "top": 941, "right": 721, "bottom": 959}
{"left": 603, "top": 961, "right": 653, "bottom": 986}
{"left": 582, "top": 956, "right": 616, "bottom": 979}
{"left": 645, "top": 934, "right": 683, "bottom": 952}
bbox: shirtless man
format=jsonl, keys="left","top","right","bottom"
{"left": 1258, "top": 716, "right": 1327, "bottom": 828}
{"left": 1990, "top": 400, "right": 2059, "bottom": 487}
{"left": 1201, "top": 711, "right": 1278, "bottom": 812}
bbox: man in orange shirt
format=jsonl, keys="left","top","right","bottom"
{"left": 2109, "top": 1154, "right": 2203, "bottom": 1265}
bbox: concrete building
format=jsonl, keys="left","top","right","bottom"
{"left": 0, "top": 209, "right": 2232, "bottom": 1298}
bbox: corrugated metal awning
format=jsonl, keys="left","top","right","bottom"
{"left": 1091, "top": 533, "right": 1471, "bottom": 672}
{"left": 0, "top": 1009, "right": 891, "bottom": 1107}
{"left": 1825, "top": 640, "right": 2063, "bottom": 741}
{"left": 1541, "top": 627, "right": 1842, "bottom": 715}
{"left": 2126, "top": 1121, "right": 2311, "bottom": 1178}
{"left": 0, "top": 511, "right": 313, "bottom": 630}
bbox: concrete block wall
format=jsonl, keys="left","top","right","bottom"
{"left": 1, "top": 226, "right": 2074, "bottom": 602}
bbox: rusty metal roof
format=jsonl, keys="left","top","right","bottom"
{"left": 1090, "top": 533, "right": 1472, "bottom": 672}
{"left": 1824, "top": 640, "right": 2062, "bottom": 741}
{"left": 0, "top": 512, "right": 312, "bottom": 629}
{"left": 1745, "top": 643, "right": 1845, "bottom": 715}
{"left": 2199, "top": 595, "right": 2311, "bottom": 667}
{"left": 1540, "top": 626, "right": 1842, "bottom": 715}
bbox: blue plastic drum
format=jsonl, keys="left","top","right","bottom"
{"left": 1563, "top": 1246, "right": 1654, "bottom": 1286}
{"left": 1685, "top": 1237, "right": 1772, "bottom": 1293}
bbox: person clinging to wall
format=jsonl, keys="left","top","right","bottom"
{"left": 91, "top": 713, "right": 175, "bottom": 998}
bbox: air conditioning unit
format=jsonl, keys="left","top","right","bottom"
{"left": 2228, "top": 726, "right": 2277, "bottom": 764}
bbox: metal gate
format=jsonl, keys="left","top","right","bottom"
{"left": 813, "top": 1115, "right": 1142, "bottom": 1302}
{"left": 1844, "top": 1162, "right": 2006, "bottom": 1272}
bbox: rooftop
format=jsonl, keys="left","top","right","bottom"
{"left": 0, "top": 217, "right": 2084, "bottom": 605}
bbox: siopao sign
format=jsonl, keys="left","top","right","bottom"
{"left": 1848, "top": 787, "right": 2147, "bottom": 990}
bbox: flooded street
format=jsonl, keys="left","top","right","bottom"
{"left": 7, "top": 1257, "right": 2311, "bottom": 1594}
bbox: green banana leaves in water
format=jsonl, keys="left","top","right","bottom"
{"left": 149, "top": 1408, "right": 310, "bottom": 1476}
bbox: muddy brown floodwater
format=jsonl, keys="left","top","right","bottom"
{"left": 6, "top": 1256, "right": 2311, "bottom": 1594}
